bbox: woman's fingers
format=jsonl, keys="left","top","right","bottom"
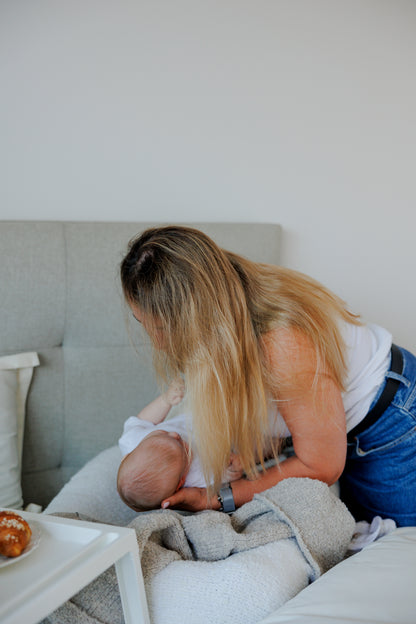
{"left": 161, "top": 487, "right": 213, "bottom": 512}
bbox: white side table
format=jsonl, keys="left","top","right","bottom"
{"left": 0, "top": 510, "right": 150, "bottom": 624}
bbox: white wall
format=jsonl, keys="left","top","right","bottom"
{"left": 1, "top": 1, "right": 415, "bottom": 349}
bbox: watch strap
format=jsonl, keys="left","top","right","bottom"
{"left": 218, "top": 483, "right": 236, "bottom": 513}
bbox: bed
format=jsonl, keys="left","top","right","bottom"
{"left": 1, "top": 220, "right": 415, "bottom": 623}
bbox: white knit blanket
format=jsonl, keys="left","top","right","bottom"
{"left": 43, "top": 478, "right": 355, "bottom": 624}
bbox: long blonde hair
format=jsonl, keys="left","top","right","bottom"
{"left": 120, "top": 225, "right": 359, "bottom": 492}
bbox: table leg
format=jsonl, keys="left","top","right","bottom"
{"left": 115, "top": 551, "right": 151, "bottom": 624}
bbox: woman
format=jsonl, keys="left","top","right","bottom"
{"left": 120, "top": 225, "right": 416, "bottom": 526}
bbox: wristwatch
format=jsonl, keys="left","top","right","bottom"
{"left": 217, "top": 483, "right": 236, "bottom": 513}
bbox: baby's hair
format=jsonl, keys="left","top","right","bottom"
{"left": 117, "top": 434, "right": 187, "bottom": 511}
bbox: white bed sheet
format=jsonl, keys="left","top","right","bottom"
{"left": 259, "top": 526, "right": 416, "bottom": 624}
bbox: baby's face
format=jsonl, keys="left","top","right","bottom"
{"left": 145, "top": 430, "right": 191, "bottom": 490}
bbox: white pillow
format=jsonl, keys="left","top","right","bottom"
{"left": 0, "top": 351, "right": 39, "bottom": 509}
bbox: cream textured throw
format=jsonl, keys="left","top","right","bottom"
{"left": 43, "top": 478, "right": 355, "bottom": 624}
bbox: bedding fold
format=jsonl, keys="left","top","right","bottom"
{"left": 42, "top": 478, "right": 355, "bottom": 624}
{"left": 135, "top": 477, "right": 355, "bottom": 585}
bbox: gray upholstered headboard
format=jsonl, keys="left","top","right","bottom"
{"left": 0, "top": 221, "right": 282, "bottom": 507}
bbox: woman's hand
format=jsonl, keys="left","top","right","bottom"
{"left": 161, "top": 487, "right": 219, "bottom": 512}
{"left": 224, "top": 452, "right": 244, "bottom": 482}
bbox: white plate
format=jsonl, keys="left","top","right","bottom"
{"left": 0, "top": 520, "right": 42, "bottom": 568}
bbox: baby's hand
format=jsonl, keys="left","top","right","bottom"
{"left": 224, "top": 452, "right": 244, "bottom": 482}
{"left": 163, "top": 379, "right": 185, "bottom": 406}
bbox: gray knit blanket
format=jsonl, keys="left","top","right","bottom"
{"left": 43, "top": 478, "right": 355, "bottom": 624}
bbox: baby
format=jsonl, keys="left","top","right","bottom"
{"left": 117, "top": 380, "right": 243, "bottom": 511}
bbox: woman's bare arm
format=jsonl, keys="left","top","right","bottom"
{"left": 162, "top": 328, "right": 347, "bottom": 511}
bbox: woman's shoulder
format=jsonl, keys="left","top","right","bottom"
{"left": 262, "top": 326, "right": 318, "bottom": 380}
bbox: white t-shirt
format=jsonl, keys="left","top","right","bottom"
{"left": 118, "top": 412, "right": 207, "bottom": 487}
{"left": 341, "top": 321, "right": 392, "bottom": 432}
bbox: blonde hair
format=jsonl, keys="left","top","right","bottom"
{"left": 117, "top": 435, "right": 186, "bottom": 511}
{"left": 120, "top": 226, "right": 359, "bottom": 493}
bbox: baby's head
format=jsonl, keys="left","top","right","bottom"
{"left": 117, "top": 430, "right": 191, "bottom": 511}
